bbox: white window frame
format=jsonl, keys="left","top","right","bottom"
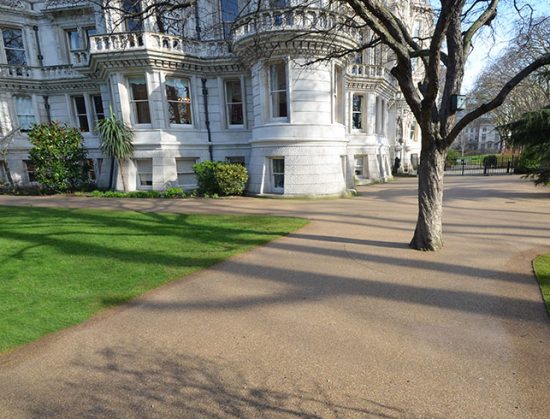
{"left": 271, "top": 157, "right": 284, "bottom": 194}
{"left": 164, "top": 77, "right": 193, "bottom": 126}
{"left": 176, "top": 157, "right": 197, "bottom": 188}
{"left": 354, "top": 155, "right": 365, "bottom": 178}
{"left": 72, "top": 95, "right": 91, "bottom": 132}
{"left": 127, "top": 76, "right": 152, "bottom": 126}
{"left": 0, "top": 27, "right": 26, "bottom": 66}
{"left": 224, "top": 78, "right": 245, "bottom": 128}
{"left": 135, "top": 158, "right": 153, "bottom": 189}
{"left": 269, "top": 61, "right": 289, "bottom": 122}
{"left": 13, "top": 95, "right": 36, "bottom": 132}
{"left": 351, "top": 94, "right": 365, "bottom": 131}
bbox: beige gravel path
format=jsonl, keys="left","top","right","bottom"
{"left": 0, "top": 176, "right": 549, "bottom": 418}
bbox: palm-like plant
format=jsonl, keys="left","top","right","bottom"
{"left": 97, "top": 108, "right": 134, "bottom": 192}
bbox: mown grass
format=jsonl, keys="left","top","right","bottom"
{"left": 534, "top": 254, "right": 550, "bottom": 316}
{"left": 0, "top": 206, "right": 307, "bottom": 353}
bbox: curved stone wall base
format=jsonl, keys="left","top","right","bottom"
{"left": 247, "top": 142, "right": 349, "bottom": 196}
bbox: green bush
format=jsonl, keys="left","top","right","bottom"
{"left": 215, "top": 163, "right": 248, "bottom": 196}
{"left": 446, "top": 149, "right": 461, "bottom": 166}
{"left": 483, "top": 155, "right": 498, "bottom": 167}
{"left": 193, "top": 161, "right": 248, "bottom": 196}
{"left": 86, "top": 187, "right": 188, "bottom": 199}
{"left": 28, "top": 123, "right": 88, "bottom": 192}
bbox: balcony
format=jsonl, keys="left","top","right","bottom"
{"left": 89, "top": 32, "right": 232, "bottom": 60}
{"left": 232, "top": 7, "right": 360, "bottom": 44}
{"left": 44, "top": 0, "right": 90, "bottom": 11}
{"left": 0, "top": 64, "right": 83, "bottom": 80}
{"left": 347, "top": 64, "right": 396, "bottom": 86}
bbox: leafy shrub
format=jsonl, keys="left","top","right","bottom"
{"left": 193, "top": 160, "right": 218, "bottom": 195}
{"left": 515, "top": 147, "right": 541, "bottom": 175}
{"left": 483, "top": 155, "right": 498, "bottom": 167}
{"left": 87, "top": 188, "right": 188, "bottom": 199}
{"left": 28, "top": 123, "right": 88, "bottom": 192}
{"left": 159, "top": 187, "right": 186, "bottom": 199}
{"left": 214, "top": 163, "right": 248, "bottom": 196}
{"left": 446, "top": 149, "right": 460, "bottom": 166}
{"left": 193, "top": 161, "right": 248, "bottom": 196}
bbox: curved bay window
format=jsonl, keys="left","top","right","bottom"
{"left": 165, "top": 78, "right": 192, "bottom": 125}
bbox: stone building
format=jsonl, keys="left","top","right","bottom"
{"left": 0, "top": 0, "right": 428, "bottom": 196}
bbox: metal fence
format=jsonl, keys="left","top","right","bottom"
{"left": 444, "top": 156, "right": 517, "bottom": 176}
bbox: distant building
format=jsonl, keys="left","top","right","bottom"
{"left": 453, "top": 110, "right": 501, "bottom": 155}
{"left": 0, "top": 0, "right": 430, "bottom": 195}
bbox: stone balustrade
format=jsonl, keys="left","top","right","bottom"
{"left": 89, "top": 32, "right": 232, "bottom": 59}
{"left": 0, "top": 64, "right": 82, "bottom": 80}
{"left": 232, "top": 7, "right": 359, "bottom": 43}
{"left": 347, "top": 64, "right": 396, "bottom": 85}
{"left": 70, "top": 50, "right": 89, "bottom": 66}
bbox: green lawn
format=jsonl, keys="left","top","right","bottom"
{"left": 0, "top": 206, "right": 307, "bottom": 353}
{"left": 534, "top": 254, "right": 550, "bottom": 316}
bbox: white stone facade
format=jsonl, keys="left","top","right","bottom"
{"left": 0, "top": 0, "right": 428, "bottom": 196}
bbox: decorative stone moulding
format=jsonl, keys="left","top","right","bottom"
{"left": 0, "top": 64, "right": 83, "bottom": 80}
{"left": 89, "top": 32, "right": 233, "bottom": 60}
{"left": 231, "top": 6, "right": 360, "bottom": 63}
{"left": 0, "top": 0, "right": 27, "bottom": 9}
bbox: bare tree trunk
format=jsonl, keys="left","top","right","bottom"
{"left": 410, "top": 142, "right": 447, "bottom": 251}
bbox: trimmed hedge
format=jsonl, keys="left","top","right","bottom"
{"left": 193, "top": 161, "right": 248, "bottom": 196}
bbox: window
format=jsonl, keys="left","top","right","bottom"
{"left": 155, "top": 7, "right": 184, "bottom": 36}
{"left": 1, "top": 28, "right": 26, "bottom": 65}
{"left": 226, "top": 156, "right": 245, "bottom": 165}
{"left": 352, "top": 94, "right": 364, "bottom": 130}
{"left": 176, "top": 158, "right": 197, "bottom": 186}
{"left": 24, "top": 160, "right": 35, "bottom": 182}
{"left": 73, "top": 96, "right": 89, "bottom": 132}
{"left": 269, "top": 62, "right": 288, "bottom": 119}
{"left": 225, "top": 80, "right": 243, "bottom": 126}
{"left": 354, "top": 155, "right": 365, "bottom": 177}
{"left": 123, "top": 0, "right": 144, "bottom": 32}
{"left": 220, "top": 0, "right": 238, "bottom": 39}
{"left": 165, "top": 78, "right": 192, "bottom": 125}
{"left": 86, "top": 159, "right": 96, "bottom": 182}
{"left": 128, "top": 76, "right": 151, "bottom": 124}
{"left": 92, "top": 94, "right": 105, "bottom": 121}
{"left": 334, "top": 65, "right": 343, "bottom": 123}
{"left": 409, "top": 122, "right": 416, "bottom": 141}
{"left": 271, "top": 158, "right": 284, "bottom": 193}
{"left": 14, "top": 95, "right": 35, "bottom": 131}
{"left": 66, "top": 29, "right": 81, "bottom": 51}
{"left": 135, "top": 159, "right": 152, "bottom": 188}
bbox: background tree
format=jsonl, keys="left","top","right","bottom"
{"left": 97, "top": 109, "right": 135, "bottom": 192}
{"left": 500, "top": 106, "right": 550, "bottom": 184}
{"left": 28, "top": 123, "right": 88, "bottom": 192}
{"left": 471, "top": 16, "right": 550, "bottom": 131}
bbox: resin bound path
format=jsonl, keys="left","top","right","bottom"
{"left": 0, "top": 176, "right": 549, "bottom": 418}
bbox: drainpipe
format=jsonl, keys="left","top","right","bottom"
{"left": 194, "top": 0, "right": 201, "bottom": 40}
{"left": 33, "top": 26, "right": 43, "bottom": 67}
{"left": 201, "top": 77, "right": 213, "bottom": 161}
{"left": 42, "top": 95, "right": 51, "bottom": 123}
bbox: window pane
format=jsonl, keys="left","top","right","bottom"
{"left": 136, "top": 159, "right": 152, "bottom": 187}
{"left": 92, "top": 95, "right": 105, "bottom": 120}
{"left": 129, "top": 77, "right": 148, "bottom": 100}
{"left": 166, "top": 78, "right": 192, "bottom": 124}
{"left": 5, "top": 49, "right": 26, "bottom": 66}
{"left": 270, "top": 62, "right": 286, "bottom": 91}
{"left": 2, "top": 28, "right": 24, "bottom": 49}
{"left": 271, "top": 92, "right": 287, "bottom": 118}
{"left": 14, "top": 95, "right": 35, "bottom": 131}
{"left": 74, "top": 96, "right": 86, "bottom": 114}
{"left": 272, "top": 158, "right": 284, "bottom": 173}
{"left": 67, "top": 30, "right": 81, "bottom": 50}
{"left": 123, "top": 0, "right": 144, "bottom": 32}
{"left": 227, "top": 104, "right": 243, "bottom": 125}
{"left": 225, "top": 80, "right": 242, "bottom": 103}
{"left": 135, "top": 102, "right": 151, "bottom": 124}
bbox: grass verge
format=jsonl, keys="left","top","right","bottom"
{"left": 533, "top": 254, "right": 550, "bottom": 316}
{"left": 0, "top": 206, "right": 307, "bottom": 353}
